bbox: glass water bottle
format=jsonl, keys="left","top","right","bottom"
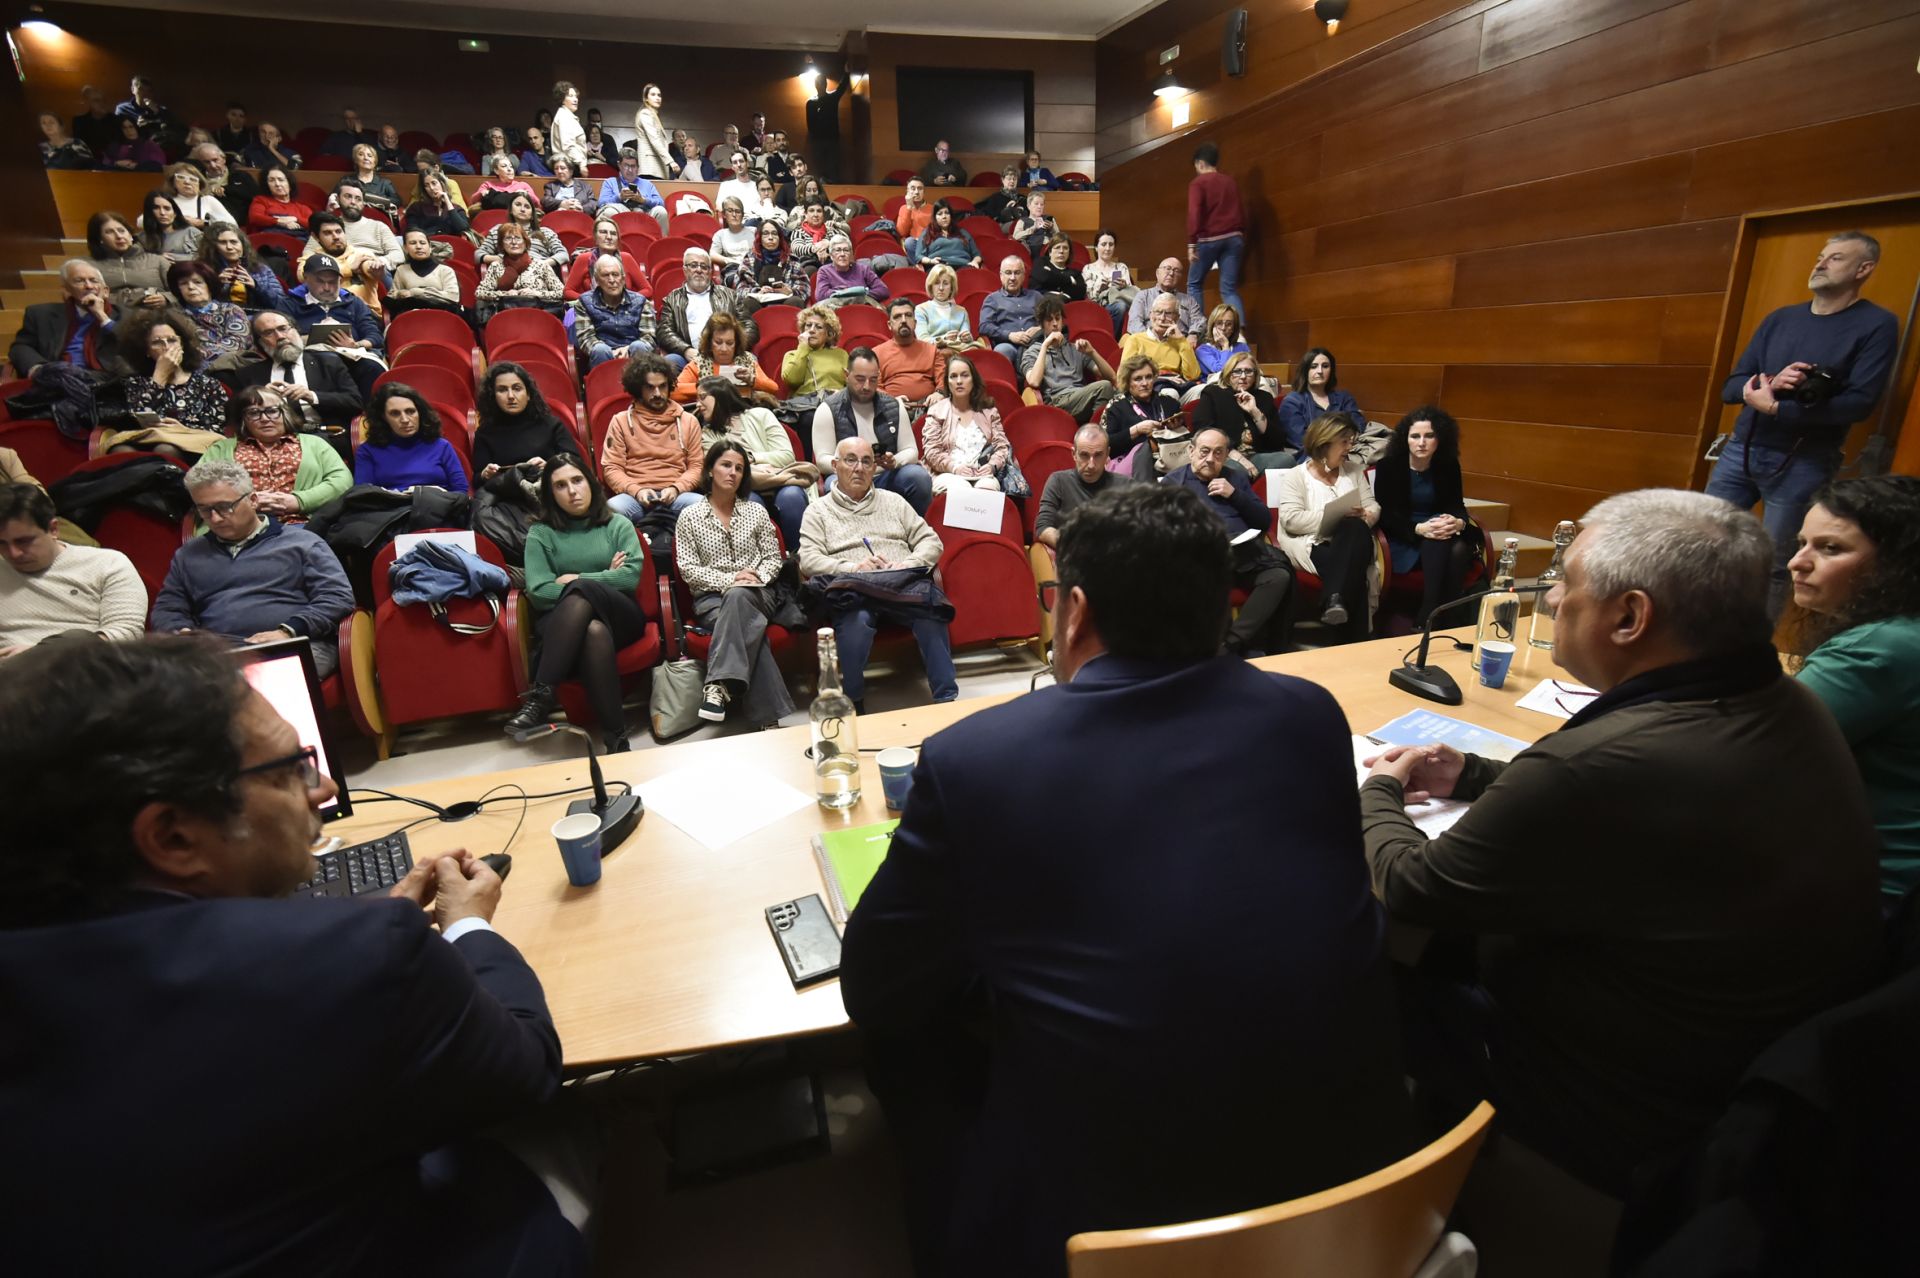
{"left": 1529, "top": 521, "right": 1576, "bottom": 652}
{"left": 811, "top": 628, "right": 861, "bottom": 810}
{"left": 1473, "top": 538, "right": 1521, "bottom": 668}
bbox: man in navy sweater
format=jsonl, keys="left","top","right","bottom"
{"left": 1705, "top": 231, "right": 1898, "bottom": 612}
{"left": 843, "top": 483, "right": 1411, "bottom": 1276}
{"left": 1166, "top": 425, "right": 1294, "bottom": 655}
{"left": 151, "top": 458, "right": 354, "bottom": 676}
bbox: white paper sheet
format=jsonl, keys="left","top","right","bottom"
{"left": 393, "top": 529, "right": 476, "bottom": 558}
{"left": 941, "top": 485, "right": 1008, "bottom": 534}
{"left": 1514, "top": 676, "right": 1599, "bottom": 721}
{"left": 1352, "top": 737, "right": 1470, "bottom": 838}
{"left": 1264, "top": 470, "right": 1288, "bottom": 506}
{"left": 1315, "top": 488, "right": 1363, "bottom": 538}
{"left": 636, "top": 765, "right": 815, "bottom": 851}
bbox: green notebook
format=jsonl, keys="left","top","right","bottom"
{"left": 811, "top": 819, "right": 899, "bottom": 923}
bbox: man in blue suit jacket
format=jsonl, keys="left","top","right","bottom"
{"left": 0, "top": 638, "right": 585, "bottom": 1277}
{"left": 842, "top": 483, "right": 1414, "bottom": 1277}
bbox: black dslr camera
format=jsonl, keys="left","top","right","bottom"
{"left": 1791, "top": 366, "right": 1843, "bottom": 405}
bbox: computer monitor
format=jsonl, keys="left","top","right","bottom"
{"left": 231, "top": 637, "right": 352, "bottom": 822}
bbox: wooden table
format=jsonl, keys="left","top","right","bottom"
{"left": 327, "top": 629, "right": 1570, "bottom": 1070}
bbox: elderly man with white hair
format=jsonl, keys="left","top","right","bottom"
{"left": 187, "top": 140, "right": 259, "bottom": 215}
{"left": 1360, "top": 488, "right": 1883, "bottom": 1198}
{"left": 810, "top": 234, "right": 891, "bottom": 307}
{"left": 9, "top": 260, "right": 122, "bottom": 374}
{"left": 655, "top": 247, "right": 758, "bottom": 376}
{"left": 572, "top": 257, "right": 656, "bottom": 369}
{"left": 1126, "top": 255, "right": 1207, "bottom": 337}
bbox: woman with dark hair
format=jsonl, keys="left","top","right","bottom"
{"left": 1192, "top": 351, "right": 1285, "bottom": 472}
{"left": 165, "top": 260, "right": 250, "bottom": 364}
{"left": 404, "top": 169, "right": 472, "bottom": 239}
{"left": 921, "top": 352, "right": 1010, "bottom": 496}
{"left": 97, "top": 307, "right": 230, "bottom": 457}
{"left": 586, "top": 121, "right": 619, "bottom": 171}
{"left": 472, "top": 361, "right": 574, "bottom": 481}
{"left": 1374, "top": 405, "right": 1475, "bottom": 628}
{"left": 675, "top": 439, "right": 796, "bottom": 729}
{"left": 673, "top": 312, "right": 781, "bottom": 403}
{"left": 632, "top": 83, "right": 674, "bottom": 179}
{"left": 1101, "top": 352, "right": 1181, "bottom": 477}
{"left": 248, "top": 165, "right": 311, "bottom": 233}
{"left": 746, "top": 220, "right": 804, "bottom": 301}
{"left": 694, "top": 375, "right": 808, "bottom": 547}
{"left": 387, "top": 228, "right": 467, "bottom": 322}
{"left": 355, "top": 384, "right": 468, "bottom": 493}
{"left": 1786, "top": 474, "right": 1920, "bottom": 904}
{"left": 1031, "top": 235, "right": 1086, "bottom": 303}
{"left": 139, "top": 190, "right": 201, "bottom": 262}
{"left": 1275, "top": 411, "right": 1381, "bottom": 642}
{"left": 1082, "top": 229, "right": 1134, "bottom": 337}
{"left": 474, "top": 225, "right": 565, "bottom": 325}
{"left": 551, "top": 81, "right": 591, "bottom": 174}
{"left": 1278, "top": 347, "right": 1361, "bottom": 455}
{"left": 199, "top": 224, "right": 287, "bottom": 312}
{"left": 199, "top": 386, "right": 351, "bottom": 521}
{"left": 103, "top": 114, "right": 164, "bottom": 171}
{"left": 477, "top": 193, "right": 565, "bottom": 267}
{"left": 88, "top": 211, "right": 169, "bottom": 312}
{"left": 913, "top": 200, "right": 981, "bottom": 270}
{"left": 37, "top": 111, "right": 93, "bottom": 169}
{"left": 506, "top": 453, "right": 646, "bottom": 752}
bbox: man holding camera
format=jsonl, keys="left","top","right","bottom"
{"left": 1704, "top": 231, "right": 1897, "bottom": 612}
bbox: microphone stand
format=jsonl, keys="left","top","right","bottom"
{"left": 508, "top": 721, "right": 644, "bottom": 849}
{"left": 1389, "top": 583, "right": 1552, "bottom": 706}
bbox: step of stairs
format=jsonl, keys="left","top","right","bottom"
{"left": 1463, "top": 496, "right": 1509, "bottom": 531}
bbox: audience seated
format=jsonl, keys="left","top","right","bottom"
{"left": 1785, "top": 474, "right": 1920, "bottom": 904}
{"left": 1020, "top": 295, "right": 1119, "bottom": 424}
{"left": 672, "top": 312, "right": 779, "bottom": 404}
{"left": 673, "top": 136, "right": 718, "bottom": 182}
{"left": 70, "top": 83, "right": 118, "bottom": 159}
{"left": 240, "top": 119, "right": 299, "bottom": 171}
{"left": 1126, "top": 256, "right": 1206, "bottom": 337}
{"left": 920, "top": 353, "right": 1010, "bottom": 496}
{"left": 1119, "top": 293, "right": 1202, "bottom": 392}
{"left": 475, "top": 155, "right": 537, "bottom": 212}
{"left": 894, "top": 178, "right": 934, "bottom": 244}
{"left": 89, "top": 210, "right": 169, "bottom": 312}
{"left": 517, "top": 127, "right": 554, "bottom": 179}
{"left": 1018, "top": 149, "right": 1058, "bottom": 190}
{"left": 1103, "top": 353, "right": 1183, "bottom": 479}
{"left": 200, "top": 225, "right": 287, "bottom": 313}
{"left": 231, "top": 311, "right": 364, "bottom": 431}
{"left": 1166, "top": 426, "right": 1295, "bottom": 655}
{"left": 403, "top": 170, "right": 471, "bottom": 238}
{"left": 334, "top": 144, "right": 399, "bottom": 211}
{"left": 285, "top": 252, "right": 385, "bottom": 359}
{"left": 655, "top": 248, "right": 758, "bottom": 376}
{"left": 875, "top": 298, "right": 943, "bottom": 405}
{"left": 0, "top": 484, "right": 147, "bottom": 653}
{"left": 103, "top": 115, "right": 165, "bottom": 171}
{"left": 709, "top": 198, "right": 756, "bottom": 278}
{"left": 693, "top": 376, "right": 809, "bottom": 550}
{"left": 385, "top": 229, "right": 467, "bottom": 322}
{"left": 782, "top": 304, "right": 845, "bottom": 397}
{"left": 562, "top": 220, "right": 641, "bottom": 300}
{"left": 919, "top": 139, "right": 967, "bottom": 188}
{"left": 842, "top": 481, "right": 1410, "bottom": 1273}
{"left": 913, "top": 264, "right": 977, "bottom": 355}
{"left": 1373, "top": 407, "right": 1474, "bottom": 627}
{"left": 541, "top": 156, "right": 597, "bottom": 218}
{"left": 787, "top": 197, "right": 839, "bottom": 272}
{"left": 320, "top": 108, "right": 376, "bottom": 158}
{"left": 676, "top": 438, "right": 797, "bottom": 727}
{"left": 475, "top": 226, "right": 565, "bottom": 325}
{"left": 1030, "top": 234, "right": 1086, "bottom": 303}
{"left": 188, "top": 143, "right": 259, "bottom": 216}
{"left": 586, "top": 121, "right": 619, "bottom": 171}
{"left": 198, "top": 387, "right": 352, "bottom": 524}
{"left": 166, "top": 261, "right": 250, "bottom": 366}
{"left": 9, "top": 260, "right": 121, "bottom": 376}
{"left": 1274, "top": 413, "right": 1380, "bottom": 642}
{"left": 743, "top": 220, "right": 805, "bottom": 302}
{"left": 599, "top": 354, "right": 703, "bottom": 537}
{"left": 812, "top": 235, "right": 889, "bottom": 307}
{"left": 248, "top": 164, "right": 310, "bottom": 233}
{"left": 100, "top": 305, "right": 231, "bottom": 459}
{"left": 799, "top": 435, "right": 954, "bottom": 709}
{"left": 1279, "top": 346, "right": 1362, "bottom": 456}
{"left": 574, "top": 257, "right": 656, "bottom": 369}
{"left": 744, "top": 175, "right": 785, "bottom": 229}
{"left": 1008, "top": 190, "right": 1060, "bottom": 256}
{"left": 980, "top": 256, "right": 1043, "bottom": 367}
{"left": 1033, "top": 424, "right": 1130, "bottom": 549}
{"left": 1361, "top": 489, "right": 1883, "bottom": 1196}
{"left": 374, "top": 124, "right": 406, "bottom": 172}
{"left": 974, "top": 165, "right": 1025, "bottom": 225}
{"left": 153, "top": 457, "right": 355, "bottom": 675}
{"left": 1195, "top": 303, "right": 1249, "bottom": 379}
{"left": 472, "top": 361, "right": 573, "bottom": 483}
{"left": 212, "top": 101, "right": 252, "bottom": 159}
{"left": 1192, "top": 351, "right": 1286, "bottom": 472}
{"left": 301, "top": 198, "right": 400, "bottom": 314}
{"left": 163, "top": 162, "right": 236, "bottom": 232}
{"left": 37, "top": 110, "right": 93, "bottom": 170}
{"left": 810, "top": 347, "right": 931, "bottom": 514}
{"left": 355, "top": 384, "right": 469, "bottom": 495}
{"left": 139, "top": 190, "right": 201, "bottom": 263}
{"left": 912, "top": 200, "right": 981, "bottom": 271}
{"left": 477, "top": 195, "right": 566, "bottom": 266}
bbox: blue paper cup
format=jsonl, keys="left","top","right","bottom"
{"left": 1478, "top": 640, "right": 1516, "bottom": 690}
{"left": 551, "top": 812, "right": 603, "bottom": 887}
{"left": 877, "top": 746, "right": 918, "bottom": 811}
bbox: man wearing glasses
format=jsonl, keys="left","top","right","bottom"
{"left": 229, "top": 310, "right": 364, "bottom": 430}
{"left": 151, "top": 458, "right": 353, "bottom": 675}
{"left": 0, "top": 637, "right": 584, "bottom": 1274}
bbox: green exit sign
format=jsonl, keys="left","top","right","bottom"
{"left": 457, "top": 38, "right": 490, "bottom": 52}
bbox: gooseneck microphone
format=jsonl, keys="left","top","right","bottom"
{"left": 1389, "top": 583, "right": 1553, "bottom": 706}
{"left": 508, "top": 721, "right": 644, "bottom": 849}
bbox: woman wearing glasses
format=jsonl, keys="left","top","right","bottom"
{"left": 198, "top": 386, "right": 352, "bottom": 523}
{"left": 1786, "top": 473, "right": 1920, "bottom": 907}
{"left": 97, "top": 307, "right": 230, "bottom": 458}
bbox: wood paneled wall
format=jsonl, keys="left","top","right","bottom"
{"left": 1095, "top": 0, "right": 1920, "bottom": 534}
{"left": 865, "top": 34, "right": 1095, "bottom": 185}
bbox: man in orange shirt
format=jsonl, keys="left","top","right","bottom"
{"left": 895, "top": 177, "right": 934, "bottom": 243}
{"left": 874, "top": 298, "right": 943, "bottom": 406}
{"left": 601, "top": 353, "right": 703, "bottom": 541}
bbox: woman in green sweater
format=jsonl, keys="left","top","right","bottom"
{"left": 200, "top": 387, "right": 352, "bottom": 523}
{"left": 506, "top": 453, "right": 646, "bottom": 752}
{"left": 780, "top": 305, "right": 848, "bottom": 400}
{"left": 1787, "top": 473, "right": 1920, "bottom": 906}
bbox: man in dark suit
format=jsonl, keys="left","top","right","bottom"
{"left": 1165, "top": 425, "right": 1295, "bottom": 656}
{"left": 0, "top": 638, "right": 586, "bottom": 1276}
{"left": 8, "top": 260, "right": 122, "bottom": 375}
{"left": 842, "top": 483, "right": 1415, "bottom": 1277}
{"left": 229, "top": 309, "right": 366, "bottom": 429}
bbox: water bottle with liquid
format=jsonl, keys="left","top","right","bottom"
{"left": 1473, "top": 538, "right": 1521, "bottom": 668}
{"left": 811, "top": 628, "right": 861, "bottom": 809}
{"left": 1529, "top": 521, "right": 1576, "bottom": 652}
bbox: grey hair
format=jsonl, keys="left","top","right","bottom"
{"left": 826, "top": 234, "right": 853, "bottom": 252}
{"left": 183, "top": 457, "right": 255, "bottom": 497}
{"left": 681, "top": 247, "right": 711, "bottom": 266}
{"left": 1576, "top": 489, "right": 1771, "bottom": 652}
{"left": 1827, "top": 230, "right": 1881, "bottom": 262}
{"left": 1000, "top": 255, "right": 1026, "bottom": 274}
{"left": 1073, "top": 423, "right": 1108, "bottom": 448}
{"left": 59, "top": 259, "right": 97, "bottom": 282}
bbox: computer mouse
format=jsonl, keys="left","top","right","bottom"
{"left": 479, "top": 852, "right": 512, "bottom": 882}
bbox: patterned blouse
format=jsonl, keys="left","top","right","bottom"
{"left": 234, "top": 436, "right": 306, "bottom": 513}
{"left": 183, "top": 301, "right": 252, "bottom": 364}
{"left": 673, "top": 495, "right": 784, "bottom": 596}
{"left": 126, "top": 372, "right": 230, "bottom": 433}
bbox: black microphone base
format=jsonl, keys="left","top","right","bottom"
{"left": 569, "top": 792, "right": 643, "bottom": 852}
{"left": 1390, "top": 663, "right": 1463, "bottom": 706}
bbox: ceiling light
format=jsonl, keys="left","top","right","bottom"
{"left": 1314, "top": 0, "right": 1349, "bottom": 35}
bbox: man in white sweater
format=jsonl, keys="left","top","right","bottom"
{"left": 798, "top": 437, "right": 955, "bottom": 709}
{"left": 0, "top": 485, "right": 148, "bottom": 656}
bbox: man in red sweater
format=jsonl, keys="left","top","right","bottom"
{"left": 1187, "top": 141, "right": 1247, "bottom": 326}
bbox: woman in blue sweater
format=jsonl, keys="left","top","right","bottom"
{"left": 354, "top": 385, "right": 469, "bottom": 494}
{"left": 1278, "top": 346, "right": 1362, "bottom": 454}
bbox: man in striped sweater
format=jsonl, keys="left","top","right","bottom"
{"left": 0, "top": 484, "right": 147, "bottom": 657}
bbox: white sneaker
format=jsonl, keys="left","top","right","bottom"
{"left": 697, "top": 683, "right": 730, "bottom": 722}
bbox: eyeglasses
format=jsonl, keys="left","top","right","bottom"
{"left": 1547, "top": 679, "right": 1598, "bottom": 717}
{"left": 192, "top": 496, "right": 251, "bottom": 518}
{"left": 839, "top": 457, "right": 877, "bottom": 469}
{"left": 242, "top": 406, "right": 282, "bottom": 422}
{"left": 236, "top": 743, "right": 322, "bottom": 790}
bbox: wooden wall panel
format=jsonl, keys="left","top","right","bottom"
{"left": 1096, "top": 0, "right": 1920, "bottom": 534}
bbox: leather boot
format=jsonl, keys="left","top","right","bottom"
{"left": 505, "top": 683, "right": 558, "bottom": 735}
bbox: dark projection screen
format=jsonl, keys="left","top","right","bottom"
{"left": 895, "top": 68, "right": 1033, "bottom": 154}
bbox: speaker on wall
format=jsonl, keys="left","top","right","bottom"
{"left": 1222, "top": 8, "right": 1249, "bottom": 78}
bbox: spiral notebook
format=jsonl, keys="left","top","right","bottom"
{"left": 811, "top": 819, "right": 899, "bottom": 923}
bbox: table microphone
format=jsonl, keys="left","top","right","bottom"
{"left": 1389, "top": 583, "right": 1552, "bottom": 706}
{"left": 507, "top": 720, "right": 644, "bottom": 850}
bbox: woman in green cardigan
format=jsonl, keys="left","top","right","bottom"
{"left": 1786, "top": 473, "right": 1920, "bottom": 907}
{"left": 779, "top": 305, "right": 848, "bottom": 400}
{"left": 506, "top": 452, "right": 646, "bottom": 753}
{"left": 200, "top": 386, "right": 351, "bottom": 523}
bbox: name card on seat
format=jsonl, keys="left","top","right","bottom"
{"left": 941, "top": 485, "right": 1007, "bottom": 534}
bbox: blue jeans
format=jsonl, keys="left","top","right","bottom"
{"left": 1703, "top": 437, "right": 1842, "bottom": 614}
{"left": 992, "top": 342, "right": 1020, "bottom": 367}
{"left": 586, "top": 340, "right": 650, "bottom": 369}
{"left": 1187, "top": 234, "right": 1246, "bottom": 324}
{"left": 750, "top": 485, "right": 809, "bottom": 550}
{"left": 823, "top": 463, "right": 933, "bottom": 516}
{"left": 607, "top": 490, "right": 701, "bottom": 525}
{"left": 663, "top": 353, "right": 688, "bottom": 376}
{"left": 833, "top": 608, "right": 958, "bottom": 706}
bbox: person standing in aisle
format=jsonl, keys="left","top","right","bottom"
{"left": 1186, "top": 141, "right": 1247, "bottom": 327}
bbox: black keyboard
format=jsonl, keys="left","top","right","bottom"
{"left": 296, "top": 832, "right": 414, "bottom": 899}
